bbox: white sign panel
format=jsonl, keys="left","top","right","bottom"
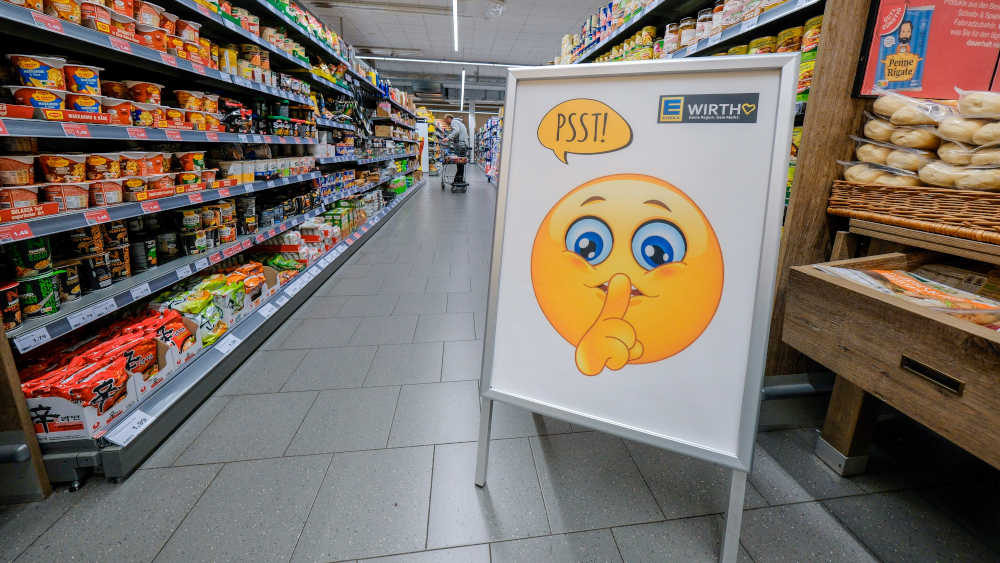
{"left": 481, "top": 56, "right": 798, "bottom": 471}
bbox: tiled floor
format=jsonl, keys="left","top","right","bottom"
{"left": 3, "top": 169, "right": 999, "bottom": 562}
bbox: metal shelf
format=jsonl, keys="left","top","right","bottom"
{"left": 385, "top": 97, "right": 416, "bottom": 119}
{"left": 316, "top": 118, "right": 355, "bottom": 132}
{"left": 0, "top": 2, "right": 311, "bottom": 104}
{"left": 39, "top": 180, "right": 426, "bottom": 481}
{"left": 311, "top": 74, "right": 354, "bottom": 98}
{"left": 357, "top": 152, "right": 416, "bottom": 165}
{"left": 373, "top": 116, "right": 416, "bottom": 130}
{"left": 0, "top": 172, "right": 320, "bottom": 246}
{"left": 572, "top": 0, "right": 673, "bottom": 64}
{"left": 0, "top": 118, "right": 316, "bottom": 144}
{"left": 317, "top": 155, "right": 356, "bottom": 165}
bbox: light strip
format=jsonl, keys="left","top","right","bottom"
{"left": 356, "top": 56, "right": 522, "bottom": 68}
{"left": 452, "top": 0, "right": 459, "bottom": 51}
{"left": 459, "top": 69, "right": 465, "bottom": 111}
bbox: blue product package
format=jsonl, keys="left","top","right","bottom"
{"left": 875, "top": 5, "right": 934, "bottom": 91}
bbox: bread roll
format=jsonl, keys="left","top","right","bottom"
{"left": 874, "top": 173, "right": 921, "bottom": 187}
{"left": 872, "top": 94, "right": 911, "bottom": 117}
{"left": 918, "top": 161, "right": 964, "bottom": 187}
{"left": 955, "top": 168, "right": 1000, "bottom": 190}
{"left": 864, "top": 118, "right": 896, "bottom": 142}
{"left": 890, "top": 127, "right": 940, "bottom": 150}
{"left": 844, "top": 164, "right": 883, "bottom": 183}
{"left": 890, "top": 105, "right": 936, "bottom": 126}
{"left": 972, "top": 122, "right": 1000, "bottom": 145}
{"left": 886, "top": 149, "right": 932, "bottom": 171}
{"left": 938, "top": 142, "right": 972, "bottom": 165}
{"left": 937, "top": 117, "right": 988, "bottom": 144}
{"left": 970, "top": 147, "right": 1000, "bottom": 166}
{"left": 958, "top": 91, "right": 1000, "bottom": 117}
{"left": 856, "top": 143, "right": 891, "bottom": 165}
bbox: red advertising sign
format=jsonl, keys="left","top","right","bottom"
{"left": 165, "top": 129, "right": 183, "bottom": 141}
{"left": 0, "top": 223, "right": 33, "bottom": 242}
{"left": 859, "top": 0, "right": 1000, "bottom": 98}
{"left": 140, "top": 200, "right": 161, "bottom": 213}
{"left": 31, "top": 12, "right": 63, "bottom": 33}
{"left": 84, "top": 209, "right": 111, "bottom": 225}
{"left": 61, "top": 123, "right": 91, "bottom": 138}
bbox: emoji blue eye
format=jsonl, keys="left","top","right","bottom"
{"left": 565, "top": 217, "right": 612, "bottom": 265}
{"left": 632, "top": 220, "right": 686, "bottom": 270}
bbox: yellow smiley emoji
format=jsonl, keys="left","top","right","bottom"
{"left": 530, "top": 174, "right": 724, "bottom": 376}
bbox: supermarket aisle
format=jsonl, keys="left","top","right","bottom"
{"left": 3, "top": 168, "right": 1000, "bottom": 563}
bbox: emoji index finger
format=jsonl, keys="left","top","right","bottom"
{"left": 599, "top": 273, "right": 631, "bottom": 321}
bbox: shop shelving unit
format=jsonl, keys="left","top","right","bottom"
{"left": 0, "top": 0, "right": 422, "bottom": 494}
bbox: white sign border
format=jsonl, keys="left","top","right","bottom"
{"left": 478, "top": 54, "right": 800, "bottom": 473}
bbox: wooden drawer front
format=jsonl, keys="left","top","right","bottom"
{"left": 783, "top": 256, "right": 1000, "bottom": 469}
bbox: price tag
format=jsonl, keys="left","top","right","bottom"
{"left": 173, "top": 264, "right": 192, "bottom": 279}
{"left": 195, "top": 258, "right": 209, "bottom": 271}
{"left": 255, "top": 233, "right": 265, "bottom": 243}
{"left": 268, "top": 228, "right": 277, "bottom": 237}
{"left": 241, "top": 239, "right": 252, "bottom": 249}
{"left": 740, "top": 17, "right": 758, "bottom": 33}
{"left": 263, "top": 135, "right": 273, "bottom": 143}
{"left": 206, "top": 131, "right": 219, "bottom": 142}
{"left": 215, "top": 333, "right": 242, "bottom": 355}
{"left": 238, "top": 134, "right": 248, "bottom": 143}
{"left": 104, "top": 409, "right": 154, "bottom": 446}
{"left": 0, "top": 120, "right": 7, "bottom": 136}
{"left": 68, "top": 307, "right": 100, "bottom": 330}
{"left": 196, "top": 2, "right": 212, "bottom": 16}
{"left": 222, "top": 245, "right": 239, "bottom": 258}
{"left": 161, "top": 53, "right": 177, "bottom": 67}
{"left": 109, "top": 36, "right": 132, "bottom": 53}
{"left": 84, "top": 209, "right": 111, "bottom": 225}
{"left": 14, "top": 327, "right": 50, "bottom": 353}
{"left": 140, "top": 200, "right": 161, "bottom": 213}
{"left": 708, "top": 33, "right": 723, "bottom": 46}
{"left": 302, "top": 270, "right": 316, "bottom": 282}
{"left": 796, "top": 0, "right": 811, "bottom": 6}
{"left": 130, "top": 283, "right": 152, "bottom": 301}
{"left": 92, "top": 298, "right": 117, "bottom": 318}
{"left": 61, "top": 123, "right": 90, "bottom": 138}
{"left": 258, "top": 302, "right": 278, "bottom": 319}
{"left": 31, "top": 11, "right": 63, "bottom": 32}
{"left": 188, "top": 192, "right": 203, "bottom": 204}
{"left": 191, "top": 62, "right": 206, "bottom": 75}
{"left": 126, "top": 127, "right": 148, "bottom": 139}
{"left": 285, "top": 280, "right": 301, "bottom": 296}
{"left": 217, "top": 72, "right": 232, "bottom": 83}
{"left": 165, "top": 129, "right": 183, "bottom": 141}
{"left": 266, "top": 180, "right": 276, "bottom": 189}
{"left": 209, "top": 252, "right": 222, "bottom": 264}
{"left": 218, "top": 187, "right": 230, "bottom": 197}
{"left": 278, "top": 136, "right": 288, "bottom": 144}
{"left": 223, "top": 19, "right": 238, "bottom": 31}
{"left": 275, "top": 295, "right": 290, "bottom": 307}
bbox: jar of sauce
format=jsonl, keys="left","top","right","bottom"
{"left": 679, "top": 17, "right": 696, "bottom": 47}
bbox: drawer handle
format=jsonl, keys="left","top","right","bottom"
{"left": 901, "top": 356, "right": 964, "bottom": 396}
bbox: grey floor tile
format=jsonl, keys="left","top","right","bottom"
{"left": 446, "top": 291, "right": 487, "bottom": 313}
{"left": 626, "top": 441, "right": 767, "bottom": 519}
{"left": 428, "top": 439, "right": 549, "bottom": 548}
{"left": 155, "top": 455, "right": 330, "bottom": 563}
{"left": 824, "top": 491, "right": 998, "bottom": 562}
{"left": 16, "top": 465, "right": 220, "bottom": 562}
{"left": 336, "top": 294, "right": 400, "bottom": 317}
{"left": 350, "top": 315, "right": 419, "bottom": 345}
{"left": 0, "top": 488, "right": 82, "bottom": 562}
{"left": 143, "top": 396, "right": 230, "bottom": 468}
{"left": 292, "top": 446, "right": 434, "bottom": 562}
{"left": 380, "top": 274, "right": 430, "bottom": 294}
{"left": 740, "top": 502, "right": 877, "bottom": 563}
{"left": 336, "top": 263, "right": 372, "bottom": 278}
{"left": 279, "top": 317, "right": 363, "bottom": 349}
{"left": 323, "top": 275, "right": 385, "bottom": 296}
{"left": 365, "top": 342, "right": 444, "bottom": 386}
{"left": 413, "top": 313, "right": 476, "bottom": 342}
{"left": 489, "top": 401, "right": 574, "bottom": 439}
{"left": 174, "top": 392, "right": 316, "bottom": 465}
{"left": 215, "top": 349, "right": 308, "bottom": 396}
{"left": 282, "top": 346, "right": 378, "bottom": 391}
{"left": 750, "top": 430, "right": 864, "bottom": 503}
{"left": 531, "top": 432, "right": 663, "bottom": 533}
{"left": 426, "top": 275, "right": 472, "bottom": 293}
{"left": 362, "top": 544, "right": 490, "bottom": 562}
{"left": 285, "top": 387, "right": 400, "bottom": 455}
{"left": 292, "top": 296, "right": 348, "bottom": 319}
{"left": 442, "top": 340, "right": 484, "bottom": 381}
{"left": 491, "top": 529, "right": 623, "bottom": 563}
{"left": 613, "top": 517, "right": 751, "bottom": 563}
{"left": 261, "top": 318, "right": 302, "bottom": 350}
{"left": 394, "top": 292, "right": 447, "bottom": 314}
{"left": 388, "top": 381, "right": 480, "bottom": 447}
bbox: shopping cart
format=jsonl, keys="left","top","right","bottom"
{"left": 441, "top": 154, "right": 469, "bottom": 193}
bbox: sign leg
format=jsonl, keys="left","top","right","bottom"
{"left": 474, "top": 397, "right": 494, "bottom": 487}
{"left": 720, "top": 469, "right": 747, "bottom": 563}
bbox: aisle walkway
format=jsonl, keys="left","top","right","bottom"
{"left": 3, "top": 168, "right": 999, "bottom": 562}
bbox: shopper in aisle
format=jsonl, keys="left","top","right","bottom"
{"left": 442, "top": 114, "right": 470, "bottom": 186}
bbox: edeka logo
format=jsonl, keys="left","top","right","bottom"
{"left": 657, "top": 93, "right": 760, "bottom": 124}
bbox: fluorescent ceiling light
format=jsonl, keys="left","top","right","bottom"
{"left": 460, "top": 69, "right": 465, "bottom": 111}
{"left": 452, "top": 0, "right": 459, "bottom": 51}
{"left": 357, "top": 56, "right": 520, "bottom": 68}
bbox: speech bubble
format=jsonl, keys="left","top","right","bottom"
{"left": 537, "top": 98, "right": 632, "bottom": 164}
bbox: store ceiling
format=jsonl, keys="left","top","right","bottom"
{"left": 304, "top": 0, "right": 607, "bottom": 110}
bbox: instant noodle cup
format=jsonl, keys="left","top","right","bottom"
{"left": 66, "top": 92, "right": 101, "bottom": 112}
{"left": 0, "top": 185, "right": 39, "bottom": 208}
{"left": 101, "top": 80, "right": 128, "bottom": 98}
{"left": 119, "top": 152, "right": 146, "bottom": 176}
{"left": 200, "top": 168, "right": 217, "bottom": 185}
{"left": 108, "top": 0, "right": 132, "bottom": 17}
{"left": 136, "top": 24, "right": 167, "bottom": 51}
{"left": 144, "top": 152, "right": 165, "bottom": 174}
{"left": 198, "top": 37, "right": 211, "bottom": 60}
{"left": 174, "top": 90, "right": 203, "bottom": 110}
{"left": 54, "top": 258, "right": 81, "bottom": 301}
{"left": 129, "top": 101, "right": 160, "bottom": 126}
{"left": 122, "top": 176, "right": 147, "bottom": 195}
{"left": 146, "top": 173, "right": 174, "bottom": 191}
{"left": 202, "top": 94, "right": 219, "bottom": 113}
{"left": 7, "top": 54, "right": 66, "bottom": 89}
{"left": 133, "top": 0, "right": 162, "bottom": 26}
{"left": 174, "top": 151, "right": 205, "bottom": 171}
{"left": 44, "top": 0, "right": 81, "bottom": 23}
{"left": 186, "top": 110, "right": 205, "bottom": 130}
{"left": 86, "top": 153, "right": 121, "bottom": 180}
{"left": 101, "top": 96, "right": 133, "bottom": 124}
{"left": 176, "top": 170, "right": 200, "bottom": 185}
{"left": 204, "top": 112, "right": 221, "bottom": 129}
{"left": 110, "top": 10, "right": 136, "bottom": 34}
{"left": 9, "top": 0, "right": 43, "bottom": 10}
{"left": 4, "top": 237, "right": 51, "bottom": 278}
{"left": 90, "top": 178, "right": 123, "bottom": 205}
{"left": 176, "top": 19, "right": 200, "bottom": 42}
{"left": 1, "top": 282, "right": 21, "bottom": 331}
{"left": 123, "top": 80, "right": 162, "bottom": 104}
{"left": 80, "top": 1, "right": 110, "bottom": 28}
{"left": 5, "top": 85, "right": 66, "bottom": 110}
{"left": 43, "top": 182, "right": 90, "bottom": 211}
{"left": 18, "top": 271, "right": 60, "bottom": 317}
{"left": 159, "top": 10, "right": 176, "bottom": 33}
{"left": 183, "top": 41, "right": 200, "bottom": 58}
{"left": 38, "top": 154, "right": 85, "bottom": 182}
{"left": 0, "top": 155, "right": 36, "bottom": 186}
{"left": 163, "top": 106, "right": 185, "bottom": 124}
{"left": 166, "top": 34, "right": 185, "bottom": 54}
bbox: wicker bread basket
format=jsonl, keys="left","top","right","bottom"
{"left": 827, "top": 180, "right": 1000, "bottom": 245}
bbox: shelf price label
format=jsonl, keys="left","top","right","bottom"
{"left": 126, "top": 127, "right": 148, "bottom": 139}
{"left": 31, "top": 12, "right": 63, "bottom": 32}
{"left": 238, "top": 134, "right": 249, "bottom": 143}
{"left": 129, "top": 283, "right": 152, "bottom": 301}
{"left": 209, "top": 252, "right": 222, "bottom": 264}
{"left": 266, "top": 180, "right": 276, "bottom": 189}
{"left": 740, "top": 17, "right": 758, "bottom": 33}
{"left": 206, "top": 132, "right": 219, "bottom": 142}
{"left": 214, "top": 334, "right": 242, "bottom": 355}
{"left": 84, "top": 209, "right": 111, "bottom": 225}
{"left": 188, "top": 192, "right": 203, "bottom": 204}
{"left": 68, "top": 306, "right": 103, "bottom": 330}
{"left": 0, "top": 223, "right": 33, "bottom": 242}
{"left": 258, "top": 302, "right": 278, "bottom": 319}
{"left": 104, "top": 409, "right": 154, "bottom": 446}
{"left": 195, "top": 258, "right": 209, "bottom": 271}
{"left": 160, "top": 53, "right": 177, "bottom": 66}
{"left": 275, "top": 294, "right": 290, "bottom": 307}
{"left": 218, "top": 187, "right": 230, "bottom": 197}
{"left": 109, "top": 36, "right": 132, "bottom": 53}
{"left": 263, "top": 135, "right": 273, "bottom": 143}
{"left": 708, "top": 33, "right": 723, "bottom": 46}
{"left": 61, "top": 123, "right": 90, "bottom": 138}
{"left": 175, "top": 264, "right": 193, "bottom": 279}
{"left": 255, "top": 233, "right": 265, "bottom": 243}
{"left": 191, "top": 62, "right": 206, "bottom": 75}
{"left": 140, "top": 200, "right": 161, "bottom": 213}
{"left": 241, "top": 239, "right": 252, "bottom": 249}
{"left": 14, "top": 327, "right": 51, "bottom": 353}
{"left": 165, "top": 129, "right": 183, "bottom": 141}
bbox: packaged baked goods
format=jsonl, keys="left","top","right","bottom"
{"left": 886, "top": 147, "right": 934, "bottom": 172}
{"left": 841, "top": 161, "right": 921, "bottom": 186}
{"left": 970, "top": 146, "right": 1000, "bottom": 166}
{"left": 955, "top": 166, "right": 1000, "bottom": 191}
{"left": 890, "top": 126, "right": 940, "bottom": 150}
{"left": 863, "top": 116, "right": 897, "bottom": 142}
{"left": 918, "top": 160, "right": 966, "bottom": 187}
{"left": 851, "top": 136, "right": 891, "bottom": 165}
{"left": 956, "top": 87, "right": 1000, "bottom": 118}
{"left": 971, "top": 122, "right": 1000, "bottom": 146}
{"left": 936, "top": 116, "right": 989, "bottom": 145}
{"left": 938, "top": 141, "right": 973, "bottom": 165}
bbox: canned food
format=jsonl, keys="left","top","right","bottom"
{"left": 79, "top": 252, "right": 112, "bottom": 292}
{"left": 129, "top": 239, "right": 157, "bottom": 271}
{"left": 217, "top": 223, "right": 236, "bottom": 243}
{"left": 181, "top": 229, "right": 206, "bottom": 255}
{"left": 4, "top": 237, "right": 52, "bottom": 278}
{"left": 200, "top": 205, "right": 219, "bottom": 228}
{"left": 18, "top": 270, "right": 60, "bottom": 317}
{"left": 54, "top": 258, "right": 81, "bottom": 301}
{"left": 204, "top": 226, "right": 217, "bottom": 249}
{"left": 176, "top": 208, "right": 201, "bottom": 232}
{"left": 218, "top": 199, "right": 235, "bottom": 223}
{"left": 106, "top": 244, "right": 130, "bottom": 281}
{"left": 102, "top": 220, "right": 129, "bottom": 247}
{"left": 69, "top": 226, "right": 103, "bottom": 256}
{"left": 156, "top": 232, "right": 179, "bottom": 261}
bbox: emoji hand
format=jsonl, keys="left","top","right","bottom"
{"left": 575, "top": 273, "right": 644, "bottom": 375}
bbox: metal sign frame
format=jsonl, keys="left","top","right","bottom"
{"left": 474, "top": 55, "right": 800, "bottom": 563}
